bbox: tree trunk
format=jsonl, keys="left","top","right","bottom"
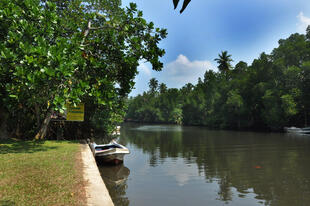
{"left": 34, "top": 104, "right": 41, "bottom": 130}
{"left": 15, "top": 111, "right": 21, "bottom": 138}
{"left": 305, "top": 110, "right": 308, "bottom": 127}
{"left": 35, "top": 110, "right": 52, "bottom": 140}
{"left": 0, "top": 107, "right": 9, "bottom": 139}
{"left": 237, "top": 108, "right": 241, "bottom": 129}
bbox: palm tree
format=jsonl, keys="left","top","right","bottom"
{"left": 159, "top": 83, "right": 167, "bottom": 94}
{"left": 148, "top": 78, "right": 159, "bottom": 94}
{"left": 214, "top": 51, "right": 233, "bottom": 73}
{"left": 173, "top": 0, "right": 191, "bottom": 13}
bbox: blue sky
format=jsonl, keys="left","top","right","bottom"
{"left": 122, "top": 0, "right": 310, "bottom": 96}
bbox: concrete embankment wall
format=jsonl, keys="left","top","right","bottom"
{"left": 81, "top": 143, "right": 114, "bottom": 206}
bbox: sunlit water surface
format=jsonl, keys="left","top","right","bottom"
{"left": 97, "top": 123, "right": 310, "bottom": 206}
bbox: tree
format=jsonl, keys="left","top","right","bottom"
{"left": 170, "top": 106, "right": 183, "bottom": 125}
{"left": 214, "top": 51, "right": 233, "bottom": 73}
{"left": 0, "top": 0, "right": 167, "bottom": 139}
{"left": 272, "top": 34, "right": 310, "bottom": 67}
{"left": 300, "top": 61, "right": 310, "bottom": 126}
{"left": 159, "top": 83, "right": 167, "bottom": 94}
{"left": 281, "top": 94, "right": 297, "bottom": 118}
{"left": 226, "top": 90, "right": 244, "bottom": 128}
{"left": 306, "top": 25, "right": 310, "bottom": 41}
{"left": 126, "top": 27, "right": 310, "bottom": 131}
{"left": 181, "top": 83, "right": 194, "bottom": 94}
{"left": 148, "top": 78, "right": 159, "bottom": 94}
{"left": 234, "top": 61, "right": 248, "bottom": 74}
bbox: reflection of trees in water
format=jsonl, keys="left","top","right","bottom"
{"left": 121, "top": 125, "right": 310, "bottom": 205}
{"left": 122, "top": 125, "right": 183, "bottom": 157}
{"left": 98, "top": 164, "right": 130, "bottom": 206}
{"left": 217, "top": 174, "right": 232, "bottom": 202}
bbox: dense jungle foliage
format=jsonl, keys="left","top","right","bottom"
{"left": 126, "top": 28, "right": 310, "bottom": 131}
{"left": 0, "top": 0, "right": 166, "bottom": 139}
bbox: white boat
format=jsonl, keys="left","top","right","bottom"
{"left": 89, "top": 140, "right": 130, "bottom": 164}
{"left": 284, "top": 127, "right": 303, "bottom": 133}
{"left": 284, "top": 127, "right": 310, "bottom": 134}
{"left": 301, "top": 127, "right": 310, "bottom": 134}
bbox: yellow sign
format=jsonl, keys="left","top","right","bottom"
{"left": 66, "top": 103, "right": 84, "bottom": 122}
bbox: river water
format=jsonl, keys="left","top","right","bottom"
{"left": 97, "top": 123, "right": 310, "bottom": 206}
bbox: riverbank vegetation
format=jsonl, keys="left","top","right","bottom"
{"left": 0, "top": 139, "right": 85, "bottom": 205}
{"left": 126, "top": 28, "right": 310, "bottom": 131}
{"left": 0, "top": 0, "right": 166, "bottom": 140}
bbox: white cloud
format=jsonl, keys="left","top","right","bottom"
{"left": 160, "top": 54, "right": 216, "bottom": 88}
{"left": 164, "top": 158, "right": 199, "bottom": 186}
{"left": 129, "top": 55, "right": 216, "bottom": 96}
{"left": 297, "top": 12, "right": 310, "bottom": 33}
{"left": 138, "top": 62, "right": 152, "bottom": 76}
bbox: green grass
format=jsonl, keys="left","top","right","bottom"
{"left": 0, "top": 139, "right": 86, "bottom": 206}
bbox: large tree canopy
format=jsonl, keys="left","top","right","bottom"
{"left": 0, "top": 0, "right": 167, "bottom": 139}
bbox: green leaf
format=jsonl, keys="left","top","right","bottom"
{"left": 9, "top": 94, "right": 18, "bottom": 98}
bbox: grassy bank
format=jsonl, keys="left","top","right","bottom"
{"left": 0, "top": 139, "right": 86, "bottom": 206}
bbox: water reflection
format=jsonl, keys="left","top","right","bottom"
{"left": 118, "top": 123, "right": 310, "bottom": 206}
{"left": 98, "top": 164, "right": 130, "bottom": 206}
{"left": 133, "top": 125, "right": 183, "bottom": 132}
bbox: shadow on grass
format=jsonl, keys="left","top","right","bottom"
{"left": 0, "top": 139, "right": 59, "bottom": 154}
{"left": 0, "top": 200, "right": 15, "bottom": 206}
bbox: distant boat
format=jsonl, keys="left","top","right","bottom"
{"left": 89, "top": 140, "right": 130, "bottom": 164}
{"left": 284, "top": 127, "right": 310, "bottom": 134}
{"left": 301, "top": 127, "right": 310, "bottom": 134}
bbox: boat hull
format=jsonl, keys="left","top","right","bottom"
{"left": 284, "top": 127, "right": 310, "bottom": 135}
{"left": 95, "top": 153, "right": 126, "bottom": 164}
{"left": 90, "top": 141, "right": 130, "bottom": 165}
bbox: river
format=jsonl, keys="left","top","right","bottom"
{"left": 97, "top": 123, "right": 310, "bottom": 206}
